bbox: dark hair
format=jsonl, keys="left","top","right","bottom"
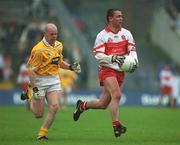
{"left": 106, "top": 8, "right": 120, "bottom": 22}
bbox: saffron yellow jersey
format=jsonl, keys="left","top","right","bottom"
{"left": 59, "top": 68, "right": 78, "bottom": 89}
{"left": 27, "top": 38, "right": 63, "bottom": 75}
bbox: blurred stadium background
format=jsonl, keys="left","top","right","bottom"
{"left": 0, "top": 0, "right": 180, "bottom": 105}
{"left": 0, "top": 0, "right": 180, "bottom": 145}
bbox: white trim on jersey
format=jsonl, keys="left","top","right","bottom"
{"left": 93, "top": 26, "right": 138, "bottom": 71}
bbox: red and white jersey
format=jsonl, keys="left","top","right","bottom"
{"left": 17, "top": 63, "right": 30, "bottom": 89}
{"left": 160, "top": 69, "right": 173, "bottom": 87}
{"left": 93, "top": 25, "right": 138, "bottom": 71}
{"left": 171, "top": 75, "right": 180, "bottom": 98}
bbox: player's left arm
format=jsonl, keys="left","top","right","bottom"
{"left": 60, "top": 61, "right": 81, "bottom": 73}
{"left": 127, "top": 31, "right": 139, "bottom": 72}
{"left": 57, "top": 42, "right": 81, "bottom": 73}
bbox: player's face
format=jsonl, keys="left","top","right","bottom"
{"left": 44, "top": 28, "right": 58, "bottom": 45}
{"left": 111, "top": 10, "right": 123, "bottom": 28}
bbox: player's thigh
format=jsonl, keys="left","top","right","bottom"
{"left": 98, "top": 87, "right": 111, "bottom": 107}
{"left": 46, "top": 90, "right": 61, "bottom": 107}
{"left": 103, "top": 77, "right": 120, "bottom": 96}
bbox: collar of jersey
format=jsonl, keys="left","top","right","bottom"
{"left": 42, "top": 37, "right": 57, "bottom": 48}
{"left": 105, "top": 24, "right": 121, "bottom": 34}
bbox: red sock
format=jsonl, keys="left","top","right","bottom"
{"left": 112, "top": 120, "right": 120, "bottom": 128}
{"left": 80, "top": 102, "right": 87, "bottom": 110}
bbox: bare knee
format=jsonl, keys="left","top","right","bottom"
{"left": 34, "top": 112, "right": 43, "bottom": 118}
{"left": 31, "top": 108, "right": 44, "bottom": 118}
{"left": 112, "top": 91, "right": 121, "bottom": 101}
{"left": 49, "top": 104, "right": 59, "bottom": 114}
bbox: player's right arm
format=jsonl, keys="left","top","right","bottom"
{"left": 26, "top": 50, "right": 42, "bottom": 99}
{"left": 26, "top": 50, "right": 42, "bottom": 87}
{"left": 93, "top": 33, "right": 110, "bottom": 64}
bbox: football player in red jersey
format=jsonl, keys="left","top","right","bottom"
{"left": 73, "top": 9, "right": 138, "bottom": 137}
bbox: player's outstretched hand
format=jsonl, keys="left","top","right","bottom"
{"left": 70, "top": 62, "right": 81, "bottom": 73}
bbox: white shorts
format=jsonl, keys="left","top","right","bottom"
{"left": 62, "top": 87, "right": 72, "bottom": 94}
{"left": 35, "top": 75, "right": 62, "bottom": 97}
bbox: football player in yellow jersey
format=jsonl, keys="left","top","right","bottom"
{"left": 59, "top": 63, "right": 78, "bottom": 109}
{"left": 22, "top": 23, "right": 81, "bottom": 140}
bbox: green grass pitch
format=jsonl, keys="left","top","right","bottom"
{"left": 0, "top": 105, "right": 180, "bottom": 145}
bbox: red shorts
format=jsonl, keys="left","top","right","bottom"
{"left": 160, "top": 86, "right": 172, "bottom": 95}
{"left": 98, "top": 66, "right": 125, "bottom": 86}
